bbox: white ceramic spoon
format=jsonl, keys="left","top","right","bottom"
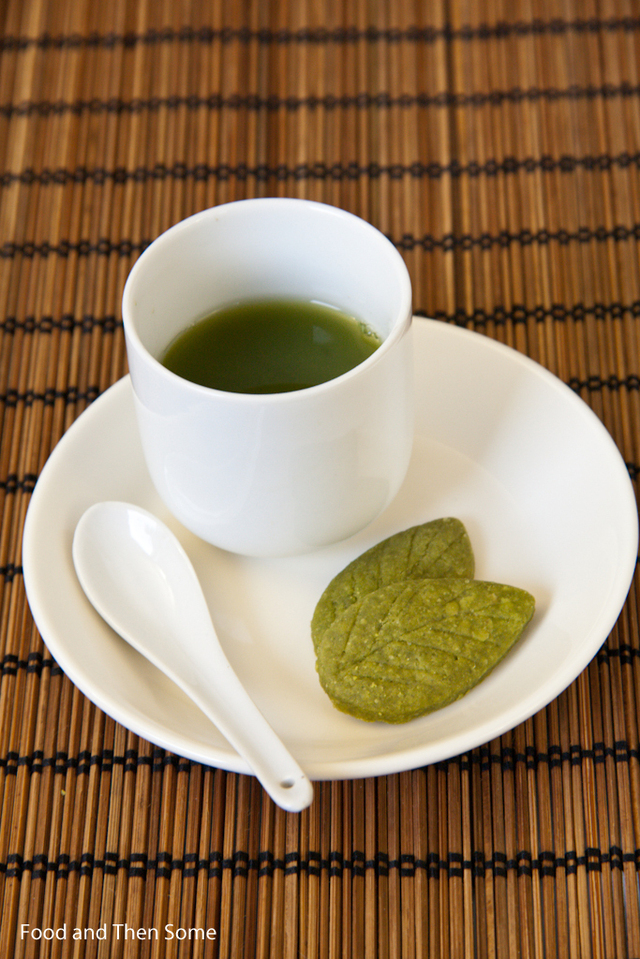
{"left": 72, "top": 501, "right": 314, "bottom": 812}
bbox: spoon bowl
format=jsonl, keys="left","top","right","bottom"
{"left": 72, "top": 501, "right": 313, "bottom": 812}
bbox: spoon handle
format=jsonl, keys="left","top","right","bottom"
{"left": 179, "top": 635, "right": 313, "bottom": 812}
{"left": 149, "top": 535, "right": 314, "bottom": 813}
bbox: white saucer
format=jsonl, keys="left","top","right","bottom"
{"left": 22, "top": 318, "right": 638, "bottom": 780}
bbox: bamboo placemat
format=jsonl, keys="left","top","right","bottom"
{"left": 1, "top": 0, "right": 639, "bottom": 955}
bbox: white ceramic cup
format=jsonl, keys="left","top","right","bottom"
{"left": 122, "top": 198, "right": 413, "bottom": 557}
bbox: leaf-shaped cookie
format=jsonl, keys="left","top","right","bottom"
{"left": 316, "top": 578, "right": 535, "bottom": 723}
{"left": 311, "top": 518, "right": 474, "bottom": 650}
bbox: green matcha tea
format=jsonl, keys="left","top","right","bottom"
{"left": 161, "top": 298, "right": 382, "bottom": 394}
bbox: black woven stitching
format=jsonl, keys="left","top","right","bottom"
{"left": 1, "top": 18, "right": 639, "bottom": 52}
{"left": 0, "top": 83, "right": 640, "bottom": 119}
{"left": 4, "top": 152, "right": 640, "bottom": 187}
{"left": 0, "top": 653, "right": 54, "bottom": 675}
{"left": 0, "top": 473, "right": 38, "bottom": 493}
{"left": 418, "top": 299, "right": 640, "bottom": 327}
{"left": 2, "top": 83, "right": 640, "bottom": 118}
{"left": 394, "top": 224, "right": 640, "bottom": 251}
{"left": 0, "top": 386, "right": 102, "bottom": 405}
{"left": 0, "top": 842, "right": 638, "bottom": 878}
{"left": 0, "top": 314, "right": 118, "bottom": 333}
{"left": 598, "top": 645, "right": 640, "bottom": 666}
{"left": 0, "top": 564, "right": 23, "bottom": 583}
{"left": 14, "top": 847, "right": 633, "bottom": 876}
{"left": 430, "top": 739, "right": 640, "bottom": 774}
{"left": 0, "top": 239, "right": 149, "bottom": 258}
{"left": 3, "top": 224, "right": 640, "bottom": 263}
{"left": 568, "top": 374, "right": 640, "bottom": 392}
{"left": 0, "top": 748, "right": 190, "bottom": 775}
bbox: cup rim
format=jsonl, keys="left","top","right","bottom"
{"left": 122, "top": 197, "right": 413, "bottom": 403}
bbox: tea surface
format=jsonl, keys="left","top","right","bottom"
{"left": 161, "top": 298, "right": 381, "bottom": 393}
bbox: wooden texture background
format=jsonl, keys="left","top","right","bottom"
{"left": 1, "top": 1, "right": 639, "bottom": 956}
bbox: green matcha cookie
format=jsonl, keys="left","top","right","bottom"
{"left": 311, "top": 518, "right": 474, "bottom": 651}
{"left": 315, "top": 578, "right": 535, "bottom": 723}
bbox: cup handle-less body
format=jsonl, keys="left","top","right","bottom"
{"left": 122, "top": 198, "right": 413, "bottom": 557}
